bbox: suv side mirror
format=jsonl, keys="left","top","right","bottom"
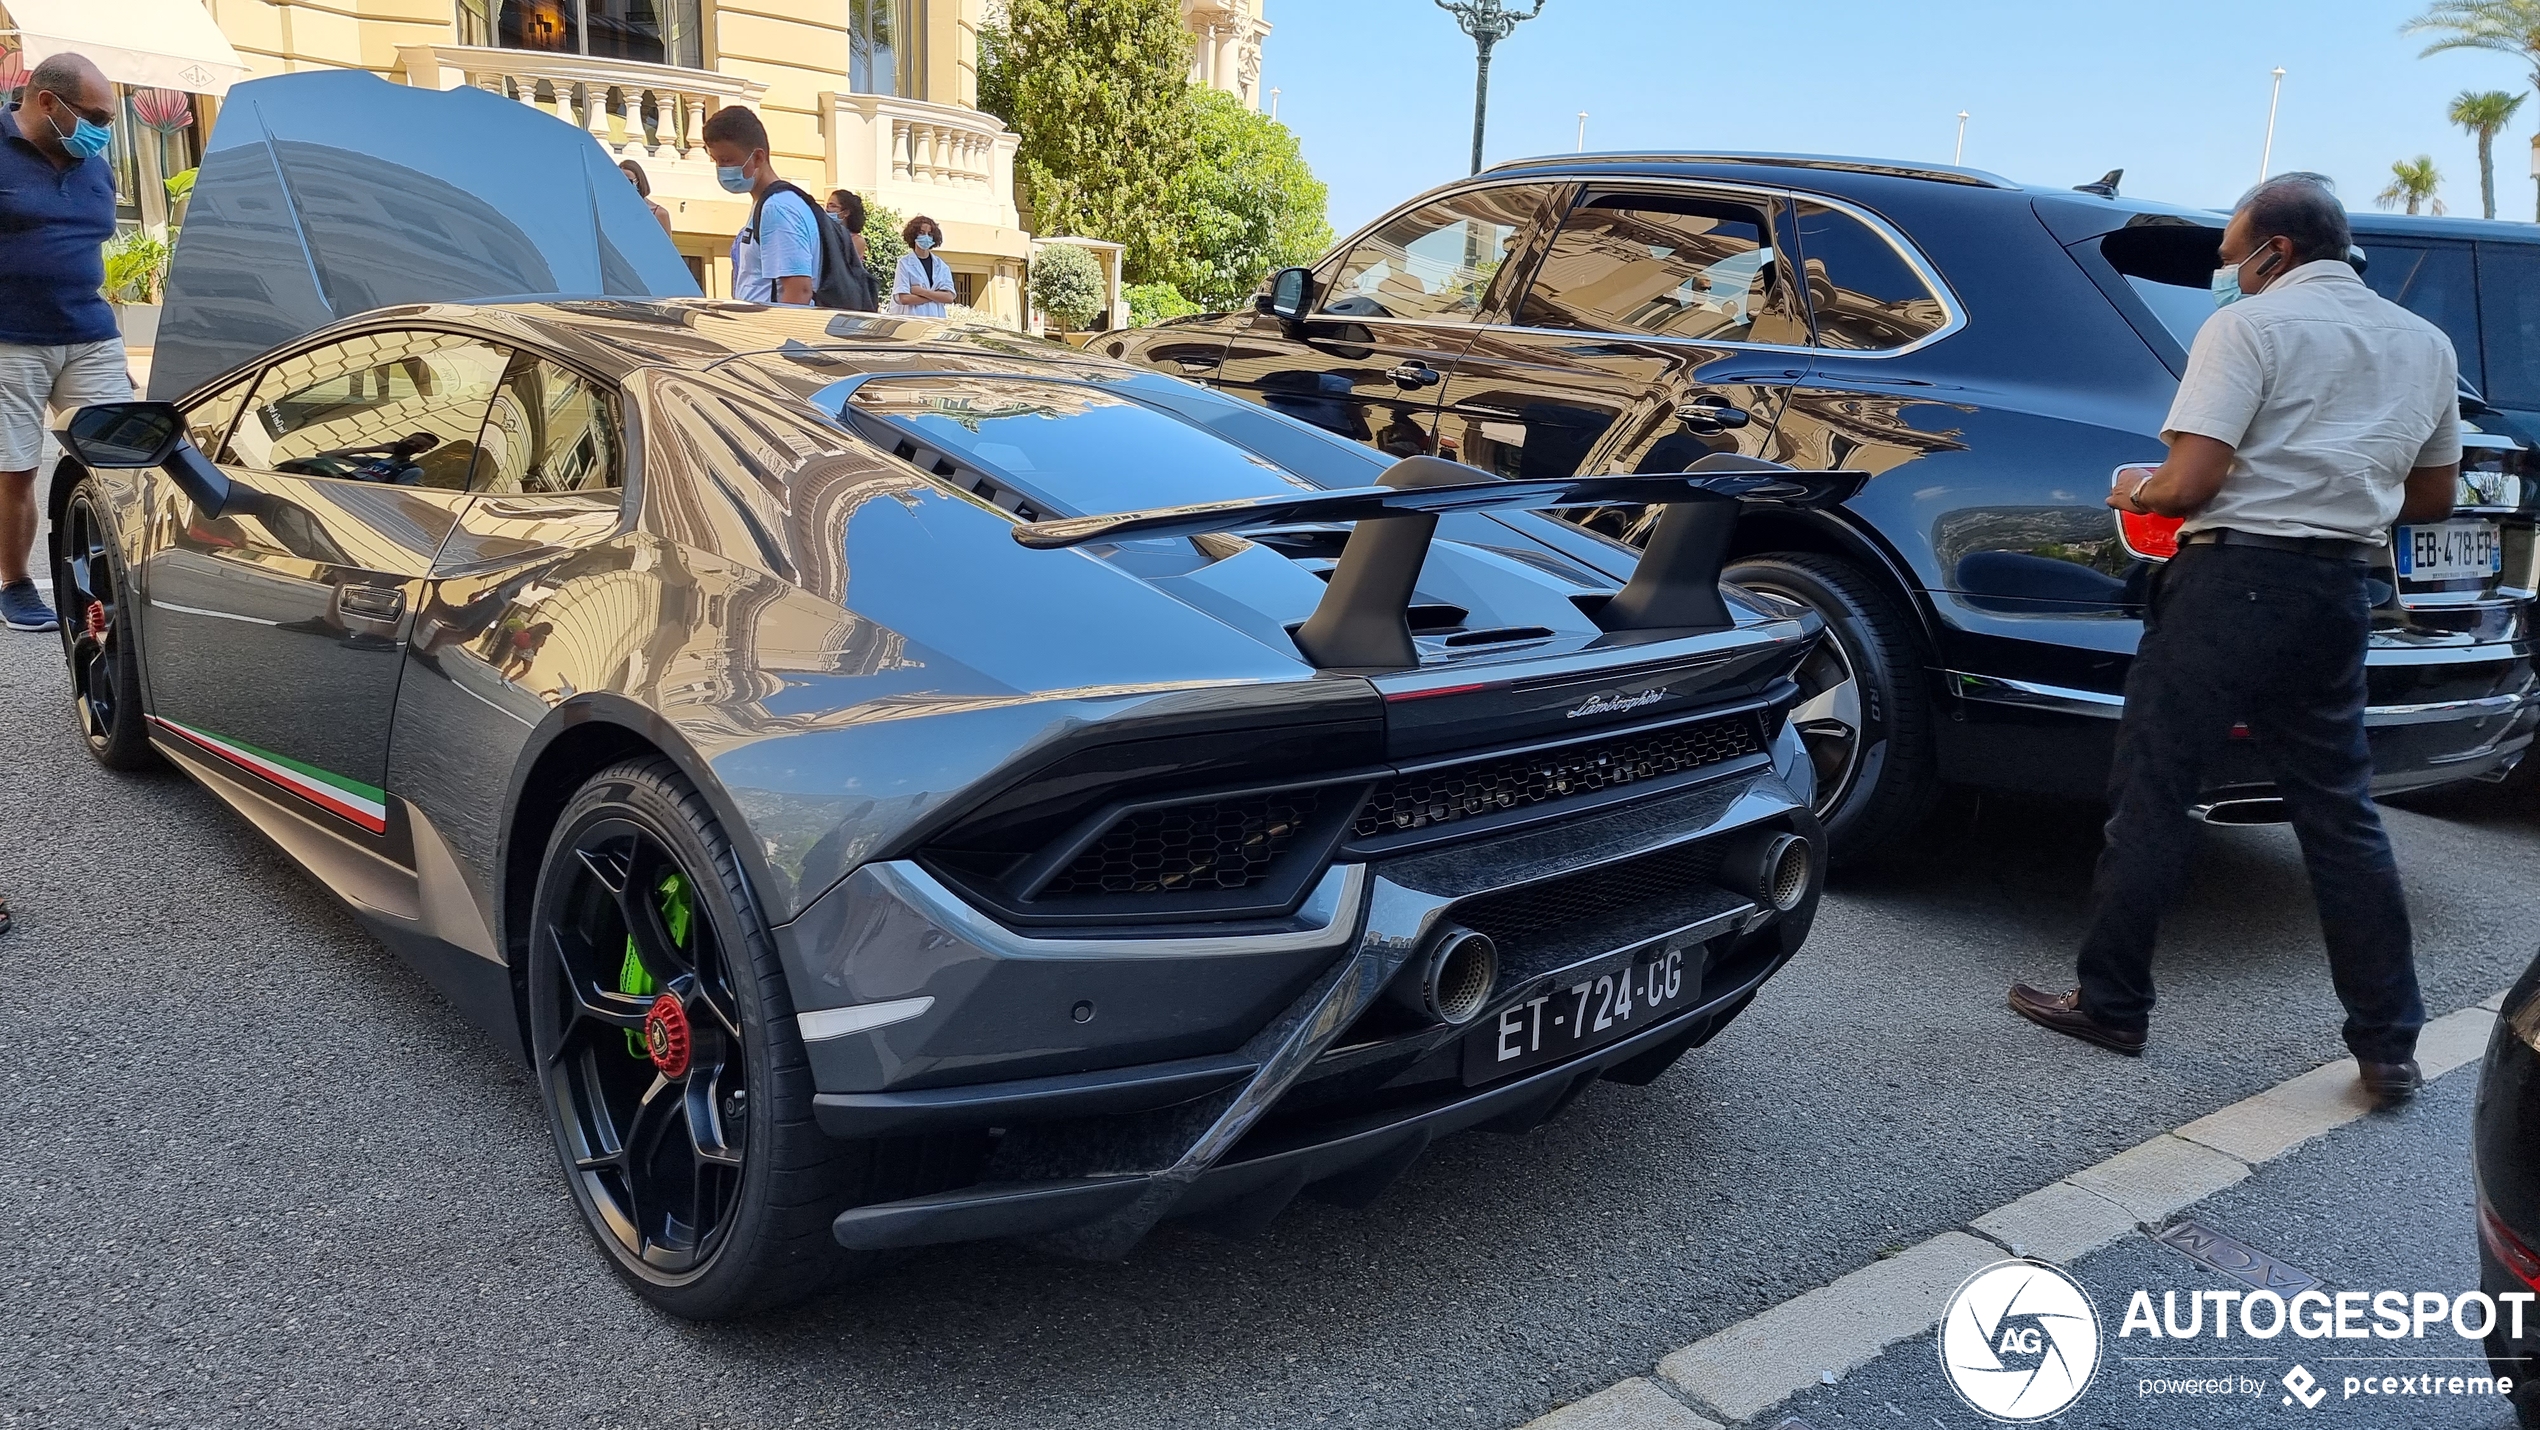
{"left": 1256, "top": 267, "right": 1315, "bottom": 322}
{"left": 59, "top": 401, "right": 236, "bottom": 518}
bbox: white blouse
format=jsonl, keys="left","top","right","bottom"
{"left": 893, "top": 251, "right": 953, "bottom": 317}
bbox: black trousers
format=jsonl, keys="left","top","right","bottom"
{"left": 2075, "top": 542, "right": 2424, "bottom": 1062}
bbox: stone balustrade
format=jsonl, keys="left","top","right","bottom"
{"left": 820, "top": 90, "right": 1022, "bottom": 237}
{"left": 396, "top": 43, "right": 767, "bottom": 165}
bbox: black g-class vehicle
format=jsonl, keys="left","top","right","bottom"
{"left": 1103, "top": 154, "right": 2540, "bottom": 861}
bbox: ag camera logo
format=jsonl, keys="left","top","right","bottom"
{"left": 1939, "top": 1260, "right": 2103, "bottom": 1421}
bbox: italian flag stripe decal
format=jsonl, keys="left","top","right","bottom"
{"left": 149, "top": 717, "right": 389, "bottom": 833}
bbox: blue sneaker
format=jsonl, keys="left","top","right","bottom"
{"left": 1, "top": 580, "right": 57, "bottom": 632}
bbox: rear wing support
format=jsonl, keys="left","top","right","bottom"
{"left": 1012, "top": 453, "right": 1864, "bottom": 671}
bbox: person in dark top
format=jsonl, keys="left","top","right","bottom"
{"left": 826, "top": 189, "right": 872, "bottom": 271}
{"left": 0, "top": 51, "right": 128, "bottom": 634}
{"left": 618, "top": 158, "right": 673, "bottom": 237}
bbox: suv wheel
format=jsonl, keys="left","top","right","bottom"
{"left": 1725, "top": 553, "right": 1937, "bottom": 864}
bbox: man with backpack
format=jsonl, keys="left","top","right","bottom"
{"left": 700, "top": 106, "right": 876, "bottom": 311}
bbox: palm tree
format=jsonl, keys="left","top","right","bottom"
{"left": 2450, "top": 89, "right": 2528, "bottom": 217}
{"left": 2406, "top": 1, "right": 2540, "bottom": 217}
{"left": 2379, "top": 155, "right": 2449, "bottom": 214}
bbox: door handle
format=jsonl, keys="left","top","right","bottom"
{"left": 1675, "top": 396, "right": 1752, "bottom": 433}
{"left": 337, "top": 585, "right": 405, "bottom": 624}
{"left": 1388, "top": 361, "right": 1443, "bottom": 390}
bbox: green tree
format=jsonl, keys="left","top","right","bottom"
{"left": 976, "top": 2, "right": 1015, "bottom": 125}
{"left": 2378, "top": 155, "right": 2448, "bottom": 214}
{"left": 1151, "top": 89, "right": 1335, "bottom": 310}
{"left": 863, "top": 201, "right": 908, "bottom": 276}
{"left": 1002, "top": 0, "right": 1195, "bottom": 282}
{"left": 1124, "top": 281, "right": 1201, "bottom": 326}
{"left": 2406, "top": 1, "right": 2540, "bottom": 217}
{"left": 2449, "top": 88, "right": 2527, "bottom": 218}
{"left": 1031, "top": 241, "right": 1106, "bottom": 330}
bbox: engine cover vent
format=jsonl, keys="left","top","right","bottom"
{"left": 1352, "top": 715, "right": 1761, "bottom": 842}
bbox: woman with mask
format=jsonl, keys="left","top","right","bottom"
{"left": 826, "top": 190, "right": 872, "bottom": 271}
{"left": 893, "top": 215, "right": 958, "bottom": 317}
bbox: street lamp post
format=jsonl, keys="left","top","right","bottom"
{"left": 1434, "top": 0, "right": 1548, "bottom": 174}
{"left": 2530, "top": 132, "right": 2539, "bottom": 222}
{"left": 2259, "top": 66, "right": 2286, "bottom": 182}
{"left": 1953, "top": 110, "right": 1968, "bottom": 165}
{"left": 1269, "top": 87, "right": 1280, "bottom": 121}
{"left": 1576, "top": 110, "right": 1587, "bottom": 152}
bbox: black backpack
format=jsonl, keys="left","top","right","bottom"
{"left": 750, "top": 181, "right": 878, "bottom": 312}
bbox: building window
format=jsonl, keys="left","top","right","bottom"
{"left": 849, "top": 0, "right": 926, "bottom": 99}
{"left": 459, "top": 0, "right": 704, "bottom": 69}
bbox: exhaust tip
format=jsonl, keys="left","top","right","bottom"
{"left": 2193, "top": 797, "right": 2289, "bottom": 826}
{"left": 1722, "top": 830, "right": 1813, "bottom": 915}
{"left": 1393, "top": 926, "right": 1499, "bottom": 1026}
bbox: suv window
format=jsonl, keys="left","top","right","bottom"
{"left": 472, "top": 356, "right": 622, "bottom": 495}
{"left": 1791, "top": 200, "right": 1951, "bottom": 350}
{"left": 1323, "top": 184, "right": 1553, "bottom": 324}
{"left": 226, "top": 330, "right": 510, "bottom": 489}
{"left": 2477, "top": 241, "right": 2540, "bottom": 410}
{"left": 1518, "top": 191, "right": 1806, "bottom": 345}
{"left": 2360, "top": 239, "right": 2483, "bottom": 395}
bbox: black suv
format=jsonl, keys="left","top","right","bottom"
{"left": 2349, "top": 211, "right": 2540, "bottom": 450}
{"left": 1103, "top": 154, "right": 2540, "bottom": 860}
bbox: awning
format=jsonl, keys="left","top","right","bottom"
{"left": 4, "top": 0, "right": 248, "bottom": 95}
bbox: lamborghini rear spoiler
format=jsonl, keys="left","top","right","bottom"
{"left": 1013, "top": 453, "right": 1866, "bottom": 670}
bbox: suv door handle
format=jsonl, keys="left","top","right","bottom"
{"left": 338, "top": 585, "right": 405, "bottom": 624}
{"left": 1675, "top": 396, "right": 1752, "bottom": 433}
{"left": 1388, "top": 361, "right": 1443, "bottom": 390}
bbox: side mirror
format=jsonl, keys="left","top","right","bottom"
{"left": 59, "top": 401, "right": 236, "bottom": 517}
{"left": 1256, "top": 267, "right": 1315, "bottom": 322}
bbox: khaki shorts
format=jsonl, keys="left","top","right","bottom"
{"left": 0, "top": 338, "right": 135, "bottom": 471}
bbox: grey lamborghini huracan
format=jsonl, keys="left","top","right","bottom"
{"left": 52, "top": 72, "right": 1845, "bottom": 1318}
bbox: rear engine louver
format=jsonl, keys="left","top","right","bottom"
{"left": 1039, "top": 791, "right": 1325, "bottom": 898}
{"left": 1352, "top": 715, "right": 1761, "bottom": 841}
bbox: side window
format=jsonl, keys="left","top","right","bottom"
{"left": 2477, "top": 242, "right": 2540, "bottom": 411}
{"left": 225, "top": 331, "right": 511, "bottom": 489}
{"left": 1323, "top": 184, "right": 1553, "bottom": 323}
{"left": 471, "top": 356, "right": 623, "bottom": 495}
{"left": 183, "top": 372, "right": 258, "bottom": 457}
{"left": 1791, "top": 201, "right": 1952, "bottom": 351}
{"left": 2361, "top": 240, "right": 2483, "bottom": 395}
{"left": 1518, "top": 191, "right": 1806, "bottom": 345}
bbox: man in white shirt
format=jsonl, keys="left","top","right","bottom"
{"left": 2010, "top": 175, "right": 2461, "bottom": 1104}
{"left": 702, "top": 106, "right": 815, "bottom": 306}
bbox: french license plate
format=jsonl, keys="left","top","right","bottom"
{"left": 1462, "top": 943, "right": 1700, "bottom": 1084}
{"left": 2395, "top": 519, "right": 2502, "bottom": 582}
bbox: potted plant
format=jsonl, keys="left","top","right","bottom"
{"left": 101, "top": 169, "right": 195, "bottom": 350}
{"left": 1029, "top": 242, "right": 1104, "bottom": 339}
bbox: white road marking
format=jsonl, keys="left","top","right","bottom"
{"left": 1519, "top": 997, "right": 2507, "bottom": 1429}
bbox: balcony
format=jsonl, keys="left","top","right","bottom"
{"left": 819, "top": 91, "right": 1023, "bottom": 248}
{"left": 395, "top": 43, "right": 765, "bottom": 210}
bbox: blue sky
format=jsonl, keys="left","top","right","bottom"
{"left": 1257, "top": 0, "right": 2540, "bottom": 238}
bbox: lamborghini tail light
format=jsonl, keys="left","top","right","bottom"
{"left": 2112, "top": 463, "right": 2183, "bottom": 562}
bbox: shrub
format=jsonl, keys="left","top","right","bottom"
{"left": 1031, "top": 242, "right": 1105, "bottom": 330}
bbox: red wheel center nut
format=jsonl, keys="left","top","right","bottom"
{"left": 85, "top": 601, "right": 107, "bottom": 640}
{"left": 642, "top": 994, "right": 691, "bottom": 1078}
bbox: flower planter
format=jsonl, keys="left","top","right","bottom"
{"left": 113, "top": 302, "right": 162, "bottom": 350}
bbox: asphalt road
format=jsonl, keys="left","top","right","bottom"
{"left": 2, "top": 628, "right": 2533, "bottom": 1430}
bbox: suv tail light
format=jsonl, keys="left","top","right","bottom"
{"left": 2482, "top": 1192, "right": 2540, "bottom": 1295}
{"left": 2112, "top": 463, "right": 2182, "bottom": 561}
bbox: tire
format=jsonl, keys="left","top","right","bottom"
{"left": 52, "top": 482, "right": 158, "bottom": 772}
{"left": 1724, "top": 553, "right": 1937, "bottom": 865}
{"left": 525, "top": 757, "right": 980, "bottom": 1319}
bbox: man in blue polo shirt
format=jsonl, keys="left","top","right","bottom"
{"left": 0, "top": 52, "right": 130, "bottom": 633}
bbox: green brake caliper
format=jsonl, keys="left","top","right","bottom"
{"left": 618, "top": 872, "right": 693, "bottom": 1057}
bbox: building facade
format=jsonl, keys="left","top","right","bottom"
{"left": 8, "top": 0, "right": 1031, "bottom": 319}
{"left": 1180, "top": 0, "right": 1266, "bottom": 112}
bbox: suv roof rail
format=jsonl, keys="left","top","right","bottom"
{"left": 1485, "top": 150, "right": 2023, "bottom": 190}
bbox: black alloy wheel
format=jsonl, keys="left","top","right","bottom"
{"left": 54, "top": 484, "right": 156, "bottom": 771}
{"left": 527, "top": 758, "right": 979, "bottom": 1319}
{"left": 1725, "top": 553, "right": 1937, "bottom": 865}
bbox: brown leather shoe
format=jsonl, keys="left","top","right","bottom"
{"left": 2358, "top": 1059, "right": 2421, "bottom": 1105}
{"left": 2008, "top": 984, "right": 2147, "bottom": 1056}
